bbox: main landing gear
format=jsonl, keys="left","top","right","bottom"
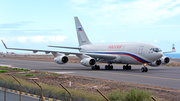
{"left": 91, "top": 65, "right": 100, "bottom": 70}
{"left": 105, "top": 64, "right": 113, "bottom": 70}
{"left": 123, "top": 64, "right": 131, "bottom": 70}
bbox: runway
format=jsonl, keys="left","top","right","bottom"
{"left": 0, "top": 58, "right": 180, "bottom": 90}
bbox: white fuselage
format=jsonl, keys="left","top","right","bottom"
{"left": 80, "top": 42, "right": 163, "bottom": 64}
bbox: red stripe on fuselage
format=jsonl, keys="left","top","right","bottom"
{"left": 103, "top": 53, "right": 145, "bottom": 63}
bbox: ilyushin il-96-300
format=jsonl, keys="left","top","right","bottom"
{"left": 1, "top": 17, "right": 176, "bottom": 72}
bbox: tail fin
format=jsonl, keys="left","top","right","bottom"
{"left": 74, "top": 17, "right": 91, "bottom": 46}
{"left": 172, "top": 44, "right": 176, "bottom": 52}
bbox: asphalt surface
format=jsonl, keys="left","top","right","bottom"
{"left": 0, "top": 90, "right": 39, "bottom": 101}
{"left": 0, "top": 58, "right": 180, "bottom": 90}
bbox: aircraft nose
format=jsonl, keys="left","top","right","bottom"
{"left": 155, "top": 52, "right": 163, "bottom": 59}
{"left": 148, "top": 52, "right": 163, "bottom": 62}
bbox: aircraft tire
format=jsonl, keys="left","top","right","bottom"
{"left": 92, "top": 66, "right": 95, "bottom": 70}
{"left": 128, "top": 66, "right": 131, "bottom": 70}
{"left": 144, "top": 67, "right": 148, "bottom": 72}
{"left": 97, "top": 65, "right": 100, "bottom": 70}
{"left": 110, "top": 65, "right": 113, "bottom": 70}
{"left": 123, "top": 65, "right": 125, "bottom": 70}
{"left": 93, "top": 65, "right": 100, "bottom": 70}
{"left": 105, "top": 65, "right": 108, "bottom": 70}
{"left": 141, "top": 67, "right": 145, "bottom": 72}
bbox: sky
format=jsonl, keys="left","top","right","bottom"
{"left": 0, "top": 0, "right": 180, "bottom": 54}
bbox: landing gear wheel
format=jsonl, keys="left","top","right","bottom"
{"left": 105, "top": 64, "right": 113, "bottom": 70}
{"left": 91, "top": 66, "right": 95, "bottom": 70}
{"left": 141, "top": 67, "right": 148, "bottom": 72}
{"left": 123, "top": 65, "right": 131, "bottom": 70}
{"left": 141, "top": 67, "right": 145, "bottom": 72}
{"left": 105, "top": 65, "right": 108, "bottom": 70}
{"left": 144, "top": 67, "right": 148, "bottom": 72}
{"left": 109, "top": 65, "right": 113, "bottom": 70}
{"left": 92, "top": 65, "right": 100, "bottom": 70}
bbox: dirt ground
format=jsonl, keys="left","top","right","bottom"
{"left": 4, "top": 70, "right": 180, "bottom": 101}
{"left": 1, "top": 56, "right": 180, "bottom": 100}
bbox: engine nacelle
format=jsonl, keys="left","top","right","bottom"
{"left": 148, "top": 60, "right": 162, "bottom": 67}
{"left": 80, "top": 58, "right": 96, "bottom": 67}
{"left": 54, "top": 55, "right": 68, "bottom": 64}
{"left": 160, "top": 56, "right": 170, "bottom": 65}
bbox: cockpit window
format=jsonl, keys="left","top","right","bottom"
{"left": 150, "top": 48, "right": 162, "bottom": 52}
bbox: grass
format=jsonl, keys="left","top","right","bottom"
{"left": 0, "top": 66, "right": 8, "bottom": 69}
{"left": 24, "top": 74, "right": 36, "bottom": 76}
{"left": 11, "top": 68, "right": 30, "bottom": 71}
{"left": 0, "top": 74, "right": 104, "bottom": 101}
{"left": 0, "top": 70, "right": 8, "bottom": 73}
{"left": 107, "top": 88, "right": 152, "bottom": 101}
{"left": 16, "top": 74, "right": 21, "bottom": 76}
{"left": 52, "top": 73, "right": 58, "bottom": 75}
{"left": 19, "top": 68, "right": 30, "bottom": 71}
{"left": 41, "top": 72, "right": 49, "bottom": 74}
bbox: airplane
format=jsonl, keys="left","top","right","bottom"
{"left": 1, "top": 17, "right": 176, "bottom": 72}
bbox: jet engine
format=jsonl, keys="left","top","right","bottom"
{"left": 160, "top": 56, "right": 170, "bottom": 65}
{"left": 148, "top": 60, "right": 162, "bottom": 67}
{"left": 54, "top": 55, "right": 68, "bottom": 64}
{"left": 80, "top": 58, "right": 96, "bottom": 67}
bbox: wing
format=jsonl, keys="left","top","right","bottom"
{"left": 1, "top": 40, "right": 81, "bottom": 55}
{"left": 48, "top": 45, "right": 81, "bottom": 50}
{"left": 1, "top": 40, "right": 117, "bottom": 60}
{"left": 163, "top": 44, "right": 176, "bottom": 53}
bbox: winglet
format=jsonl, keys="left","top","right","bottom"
{"left": 1, "top": 40, "right": 7, "bottom": 49}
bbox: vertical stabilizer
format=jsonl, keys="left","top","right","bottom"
{"left": 74, "top": 17, "right": 91, "bottom": 46}
{"left": 172, "top": 44, "right": 176, "bottom": 52}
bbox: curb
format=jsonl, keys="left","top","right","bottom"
{"left": 0, "top": 87, "right": 61, "bottom": 101}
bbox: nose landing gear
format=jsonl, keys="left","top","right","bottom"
{"left": 141, "top": 63, "right": 148, "bottom": 72}
{"left": 141, "top": 67, "right": 148, "bottom": 72}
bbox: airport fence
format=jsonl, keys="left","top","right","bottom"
{"left": 0, "top": 80, "right": 94, "bottom": 101}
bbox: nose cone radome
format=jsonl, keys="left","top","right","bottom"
{"left": 153, "top": 52, "right": 163, "bottom": 61}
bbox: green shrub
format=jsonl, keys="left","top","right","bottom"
{"left": 11, "top": 68, "right": 30, "bottom": 71}
{"left": 41, "top": 72, "right": 46, "bottom": 74}
{"left": 107, "top": 88, "right": 152, "bottom": 101}
{"left": 0, "top": 66, "right": 8, "bottom": 69}
{"left": 24, "top": 74, "right": 36, "bottom": 76}
{"left": 11, "top": 68, "right": 19, "bottom": 71}
{"left": 0, "top": 70, "right": 8, "bottom": 73}
{"left": 19, "top": 68, "right": 30, "bottom": 71}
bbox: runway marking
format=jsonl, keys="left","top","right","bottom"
{"left": 89, "top": 71, "right": 180, "bottom": 81}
